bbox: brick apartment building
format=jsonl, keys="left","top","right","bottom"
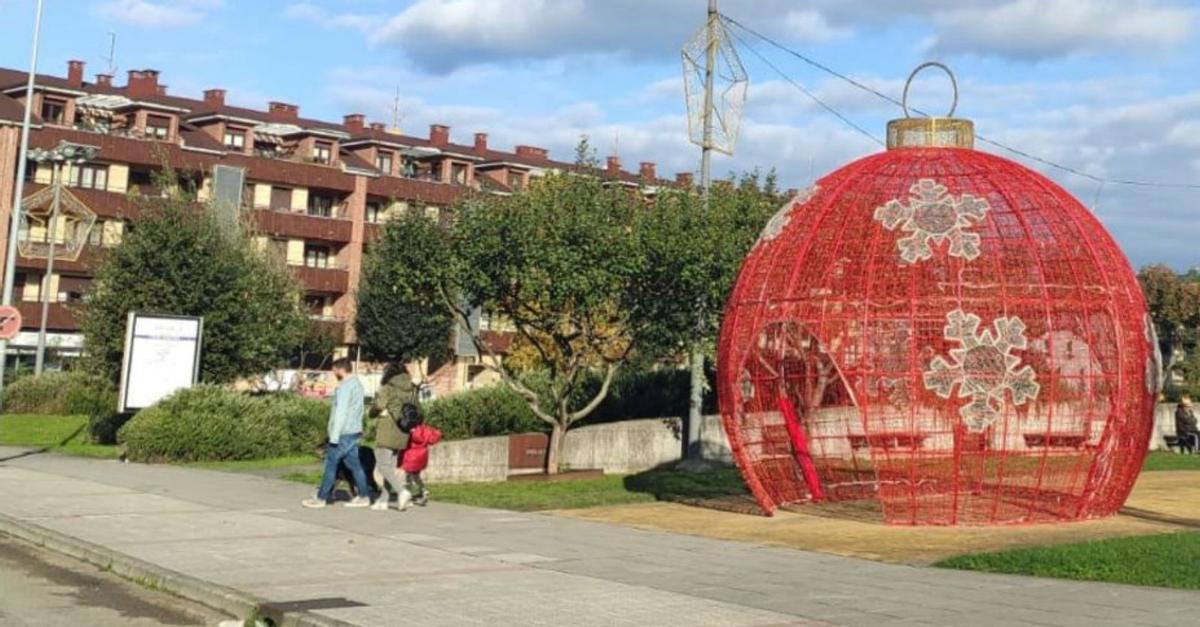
{"left": 0, "top": 61, "right": 681, "bottom": 395}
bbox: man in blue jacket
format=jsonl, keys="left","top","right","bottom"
{"left": 302, "top": 358, "right": 375, "bottom": 508}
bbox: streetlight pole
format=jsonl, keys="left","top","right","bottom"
{"left": 0, "top": 0, "right": 45, "bottom": 405}
{"left": 34, "top": 161, "right": 66, "bottom": 375}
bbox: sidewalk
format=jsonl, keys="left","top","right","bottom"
{"left": 0, "top": 447, "right": 1197, "bottom": 626}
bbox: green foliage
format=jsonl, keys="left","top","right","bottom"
{"left": 3, "top": 371, "right": 116, "bottom": 417}
{"left": 1139, "top": 264, "right": 1200, "bottom": 396}
{"left": 118, "top": 386, "right": 328, "bottom": 462}
{"left": 79, "top": 201, "right": 306, "bottom": 385}
{"left": 422, "top": 384, "right": 544, "bottom": 440}
{"left": 936, "top": 532, "right": 1200, "bottom": 590}
{"left": 630, "top": 171, "right": 785, "bottom": 359}
{"left": 356, "top": 210, "right": 453, "bottom": 366}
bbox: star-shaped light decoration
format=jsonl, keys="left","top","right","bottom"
{"left": 17, "top": 185, "right": 97, "bottom": 261}
{"left": 874, "top": 178, "right": 990, "bottom": 264}
{"left": 923, "top": 309, "right": 1040, "bottom": 431}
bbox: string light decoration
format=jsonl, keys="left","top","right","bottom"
{"left": 717, "top": 64, "right": 1157, "bottom": 525}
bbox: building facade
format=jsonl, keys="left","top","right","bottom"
{"left": 0, "top": 62, "right": 682, "bottom": 394}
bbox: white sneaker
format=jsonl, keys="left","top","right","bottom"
{"left": 397, "top": 489, "right": 413, "bottom": 512}
{"left": 344, "top": 496, "right": 371, "bottom": 508}
{"left": 369, "top": 499, "right": 389, "bottom": 511}
{"left": 301, "top": 497, "right": 327, "bottom": 509}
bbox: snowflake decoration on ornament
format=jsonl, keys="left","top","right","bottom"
{"left": 923, "top": 309, "right": 1040, "bottom": 432}
{"left": 757, "top": 185, "right": 818, "bottom": 245}
{"left": 874, "top": 179, "right": 990, "bottom": 264}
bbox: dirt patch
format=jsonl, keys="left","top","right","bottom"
{"left": 553, "top": 471, "right": 1200, "bottom": 565}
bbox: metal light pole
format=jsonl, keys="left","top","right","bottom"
{"left": 680, "top": 0, "right": 746, "bottom": 465}
{"left": 28, "top": 143, "right": 97, "bottom": 375}
{"left": 0, "top": 0, "right": 45, "bottom": 404}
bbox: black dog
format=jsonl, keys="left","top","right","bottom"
{"left": 318, "top": 442, "right": 380, "bottom": 499}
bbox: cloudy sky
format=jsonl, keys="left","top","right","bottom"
{"left": 1, "top": 0, "right": 1198, "bottom": 268}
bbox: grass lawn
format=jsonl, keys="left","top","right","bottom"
{"left": 1142, "top": 451, "right": 1200, "bottom": 471}
{"left": 935, "top": 532, "right": 1200, "bottom": 590}
{"left": 283, "top": 466, "right": 749, "bottom": 512}
{"left": 0, "top": 414, "right": 120, "bottom": 459}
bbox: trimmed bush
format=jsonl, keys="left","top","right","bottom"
{"left": 3, "top": 371, "right": 116, "bottom": 416}
{"left": 119, "top": 386, "right": 328, "bottom": 462}
{"left": 422, "top": 385, "right": 545, "bottom": 440}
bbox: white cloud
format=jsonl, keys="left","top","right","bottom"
{"left": 283, "top": 2, "right": 379, "bottom": 32}
{"left": 95, "top": 0, "right": 222, "bottom": 27}
{"left": 928, "top": 0, "right": 1197, "bottom": 59}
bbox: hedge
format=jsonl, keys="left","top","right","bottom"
{"left": 422, "top": 384, "right": 544, "bottom": 440}
{"left": 119, "top": 386, "right": 328, "bottom": 462}
{"left": 3, "top": 371, "right": 116, "bottom": 416}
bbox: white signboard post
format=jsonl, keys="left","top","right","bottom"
{"left": 118, "top": 312, "right": 203, "bottom": 413}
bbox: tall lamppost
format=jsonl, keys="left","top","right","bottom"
{"left": 27, "top": 142, "right": 98, "bottom": 374}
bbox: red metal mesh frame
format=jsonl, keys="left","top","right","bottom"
{"left": 717, "top": 146, "right": 1156, "bottom": 525}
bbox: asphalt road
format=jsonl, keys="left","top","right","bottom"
{"left": 0, "top": 537, "right": 231, "bottom": 627}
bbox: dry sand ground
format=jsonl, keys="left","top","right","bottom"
{"left": 554, "top": 471, "right": 1200, "bottom": 565}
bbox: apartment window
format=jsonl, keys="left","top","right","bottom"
{"left": 40, "top": 98, "right": 65, "bottom": 124}
{"left": 313, "top": 142, "right": 332, "bottom": 165}
{"left": 402, "top": 157, "right": 417, "bottom": 178}
{"left": 60, "top": 276, "right": 90, "bottom": 304}
{"left": 223, "top": 129, "right": 245, "bottom": 150}
{"left": 69, "top": 164, "right": 109, "bottom": 190}
{"left": 146, "top": 114, "right": 171, "bottom": 140}
{"left": 23, "top": 160, "right": 35, "bottom": 182}
{"left": 451, "top": 162, "right": 468, "bottom": 185}
{"left": 270, "top": 187, "right": 292, "bottom": 211}
{"left": 508, "top": 171, "right": 524, "bottom": 190}
{"left": 303, "top": 294, "right": 326, "bottom": 316}
{"left": 375, "top": 152, "right": 393, "bottom": 174}
{"left": 308, "top": 194, "right": 335, "bottom": 218}
{"left": 254, "top": 141, "right": 278, "bottom": 158}
{"left": 88, "top": 220, "right": 105, "bottom": 246}
{"left": 304, "top": 244, "right": 331, "bottom": 269}
{"left": 365, "top": 202, "right": 382, "bottom": 224}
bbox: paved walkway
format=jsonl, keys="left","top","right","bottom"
{"left": 0, "top": 448, "right": 1197, "bottom": 626}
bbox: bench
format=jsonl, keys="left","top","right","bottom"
{"left": 1023, "top": 433, "right": 1088, "bottom": 449}
{"left": 1165, "top": 434, "right": 1198, "bottom": 454}
{"left": 848, "top": 433, "right": 926, "bottom": 451}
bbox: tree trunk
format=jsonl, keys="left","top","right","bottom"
{"left": 546, "top": 422, "right": 566, "bottom": 475}
{"left": 685, "top": 348, "right": 705, "bottom": 461}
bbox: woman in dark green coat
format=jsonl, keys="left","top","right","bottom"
{"left": 369, "top": 364, "right": 417, "bottom": 511}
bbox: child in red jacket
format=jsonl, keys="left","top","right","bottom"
{"left": 398, "top": 403, "right": 442, "bottom": 510}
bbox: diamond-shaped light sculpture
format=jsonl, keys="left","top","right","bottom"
{"left": 682, "top": 16, "right": 747, "bottom": 156}
{"left": 18, "top": 184, "right": 96, "bottom": 261}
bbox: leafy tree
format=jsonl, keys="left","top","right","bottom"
{"left": 1139, "top": 264, "right": 1200, "bottom": 378}
{"left": 448, "top": 170, "right": 648, "bottom": 472}
{"left": 629, "top": 171, "right": 784, "bottom": 458}
{"left": 355, "top": 210, "right": 453, "bottom": 369}
{"left": 79, "top": 200, "right": 306, "bottom": 384}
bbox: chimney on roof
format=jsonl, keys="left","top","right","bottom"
{"left": 126, "top": 69, "right": 160, "bottom": 99}
{"left": 203, "top": 88, "right": 226, "bottom": 107}
{"left": 96, "top": 74, "right": 113, "bottom": 88}
{"left": 515, "top": 145, "right": 548, "bottom": 159}
{"left": 474, "top": 132, "right": 488, "bottom": 155}
{"left": 639, "top": 162, "right": 656, "bottom": 181}
{"left": 429, "top": 124, "right": 450, "bottom": 146}
{"left": 675, "top": 172, "right": 694, "bottom": 187}
{"left": 268, "top": 101, "right": 299, "bottom": 121}
{"left": 343, "top": 113, "right": 365, "bottom": 133}
{"left": 369, "top": 122, "right": 386, "bottom": 131}
{"left": 606, "top": 156, "right": 621, "bottom": 176}
{"left": 67, "top": 60, "right": 85, "bottom": 87}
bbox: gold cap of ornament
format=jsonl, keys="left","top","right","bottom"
{"left": 886, "top": 62, "right": 974, "bottom": 150}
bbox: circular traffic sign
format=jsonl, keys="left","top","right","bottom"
{"left": 0, "top": 305, "right": 23, "bottom": 341}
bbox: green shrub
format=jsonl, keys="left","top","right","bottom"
{"left": 3, "top": 371, "right": 118, "bottom": 417}
{"left": 119, "top": 386, "right": 329, "bottom": 462}
{"left": 423, "top": 385, "right": 545, "bottom": 440}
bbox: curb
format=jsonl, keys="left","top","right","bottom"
{"left": 0, "top": 511, "right": 353, "bottom": 627}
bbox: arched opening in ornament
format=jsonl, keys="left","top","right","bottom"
{"left": 737, "top": 320, "right": 879, "bottom": 511}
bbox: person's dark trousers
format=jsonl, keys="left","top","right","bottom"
{"left": 317, "top": 434, "right": 373, "bottom": 502}
{"left": 1185, "top": 432, "right": 1200, "bottom": 454}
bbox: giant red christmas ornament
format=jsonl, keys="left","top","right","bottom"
{"left": 717, "top": 64, "right": 1158, "bottom": 525}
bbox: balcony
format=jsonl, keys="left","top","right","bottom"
{"left": 16, "top": 244, "right": 105, "bottom": 275}
{"left": 309, "top": 315, "right": 348, "bottom": 342}
{"left": 293, "top": 264, "right": 349, "bottom": 293}
{"left": 251, "top": 208, "right": 352, "bottom": 243}
{"left": 16, "top": 301, "right": 79, "bottom": 332}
